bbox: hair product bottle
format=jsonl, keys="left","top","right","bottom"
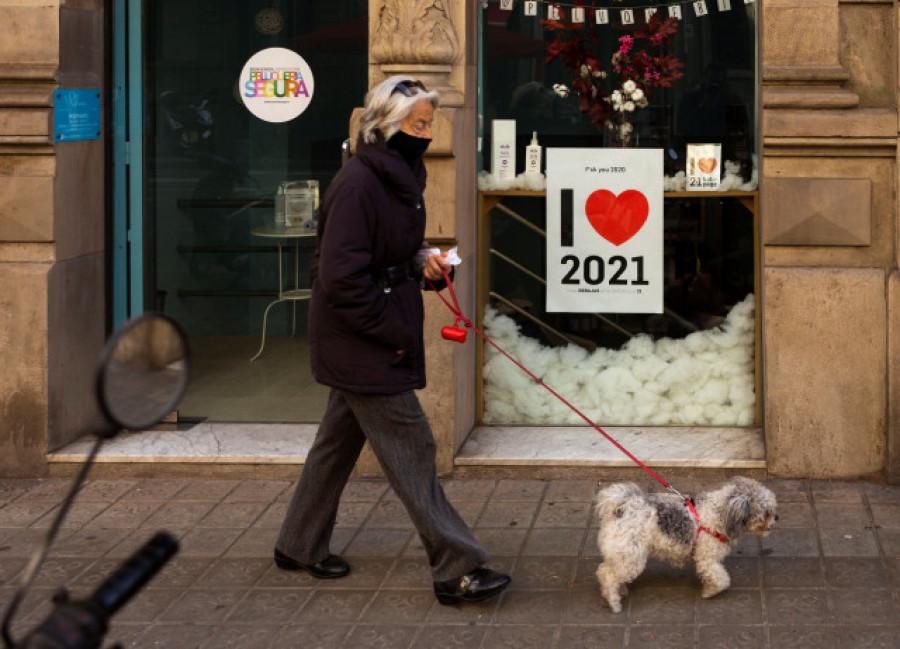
{"left": 525, "top": 131, "right": 542, "bottom": 175}
{"left": 491, "top": 119, "right": 516, "bottom": 182}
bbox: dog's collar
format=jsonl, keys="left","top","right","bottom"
{"left": 685, "top": 498, "right": 730, "bottom": 544}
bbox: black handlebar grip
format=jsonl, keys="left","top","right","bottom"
{"left": 88, "top": 531, "right": 179, "bottom": 617}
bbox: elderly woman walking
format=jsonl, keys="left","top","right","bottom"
{"left": 274, "top": 76, "right": 510, "bottom": 605}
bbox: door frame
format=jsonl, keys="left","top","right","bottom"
{"left": 112, "top": 0, "right": 145, "bottom": 326}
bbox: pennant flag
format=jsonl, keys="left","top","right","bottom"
{"left": 479, "top": 0, "right": 755, "bottom": 25}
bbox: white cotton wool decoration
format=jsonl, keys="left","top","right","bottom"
{"left": 484, "top": 399, "right": 517, "bottom": 423}
{"left": 629, "top": 355, "right": 669, "bottom": 383}
{"left": 695, "top": 378, "right": 731, "bottom": 405}
{"left": 704, "top": 404, "right": 737, "bottom": 426}
{"left": 735, "top": 408, "right": 755, "bottom": 426}
{"left": 622, "top": 334, "right": 655, "bottom": 359}
{"left": 729, "top": 381, "right": 756, "bottom": 409}
{"left": 657, "top": 356, "right": 710, "bottom": 388}
{"left": 595, "top": 366, "right": 643, "bottom": 395}
{"left": 668, "top": 387, "right": 697, "bottom": 407}
{"left": 481, "top": 294, "right": 756, "bottom": 426}
{"left": 653, "top": 337, "right": 683, "bottom": 362}
{"left": 649, "top": 412, "right": 674, "bottom": 426}
{"left": 633, "top": 402, "right": 657, "bottom": 422}
{"left": 683, "top": 330, "right": 712, "bottom": 354}
{"left": 558, "top": 343, "right": 590, "bottom": 367}
{"left": 664, "top": 171, "right": 687, "bottom": 192}
{"left": 679, "top": 403, "right": 706, "bottom": 423}
{"left": 477, "top": 170, "right": 547, "bottom": 192}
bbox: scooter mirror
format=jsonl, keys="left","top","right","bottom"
{"left": 95, "top": 314, "right": 190, "bottom": 436}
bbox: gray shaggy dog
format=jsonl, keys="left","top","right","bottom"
{"left": 595, "top": 477, "right": 777, "bottom": 613}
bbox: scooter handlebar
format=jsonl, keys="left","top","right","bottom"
{"left": 89, "top": 531, "right": 179, "bottom": 617}
{"left": 17, "top": 532, "right": 179, "bottom": 649}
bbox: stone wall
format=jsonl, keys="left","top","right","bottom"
{"left": 761, "top": 0, "right": 898, "bottom": 479}
{"left": 0, "top": 0, "right": 106, "bottom": 477}
{"left": 0, "top": 0, "right": 897, "bottom": 481}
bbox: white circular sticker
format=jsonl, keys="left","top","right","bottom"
{"left": 239, "top": 47, "right": 314, "bottom": 123}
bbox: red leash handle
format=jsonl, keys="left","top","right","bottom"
{"left": 433, "top": 272, "right": 469, "bottom": 343}
{"left": 427, "top": 270, "right": 672, "bottom": 492}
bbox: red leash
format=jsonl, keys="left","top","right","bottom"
{"left": 428, "top": 270, "right": 734, "bottom": 540}
{"left": 428, "top": 270, "right": 676, "bottom": 494}
{"left": 685, "top": 498, "right": 730, "bottom": 545}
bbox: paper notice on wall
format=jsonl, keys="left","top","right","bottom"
{"left": 686, "top": 143, "right": 722, "bottom": 191}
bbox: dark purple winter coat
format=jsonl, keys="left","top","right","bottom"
{"left": 308, "top": 134, "right": 434, "bottom": 394}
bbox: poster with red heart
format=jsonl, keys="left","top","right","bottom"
{"left": 546, "top": 148, "right": 663, "bottom": 313}
{"left": 686, "top": 143, "right": 722, "bottom": 191}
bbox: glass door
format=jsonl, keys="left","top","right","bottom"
{"left": 128, "top": 1, "right": 367, "bottom": 422}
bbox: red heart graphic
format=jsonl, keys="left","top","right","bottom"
{"left": 698, "top": 157, "right": 717, "bottom": 174}
{"left": 584, "top": 189, "right": 649, "bottom": 246}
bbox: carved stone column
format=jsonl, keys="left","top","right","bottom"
{"left": 761, "top": 0, "right": 858, "bottom": 114}
{"left": 761, "top": 0, "right": 896, "bottom": 480}
{"left": 370, "top": 0, "right": 463, "bottom": 106}
{"left": 351, "top": 1, "right": 471, "bottom": 478}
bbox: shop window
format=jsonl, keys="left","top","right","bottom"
{"left": 146, "top": 1, "right": 367, "bottom": 422}
{"left": 476, "top": 1, "right": 759, "bottom": 427}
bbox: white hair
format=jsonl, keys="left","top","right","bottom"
{"left": 358, "top": 75, "right": 440, "bottom": 144}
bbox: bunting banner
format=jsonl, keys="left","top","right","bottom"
{"left": 487, "top": 0, "right": 754, "bottom": 22}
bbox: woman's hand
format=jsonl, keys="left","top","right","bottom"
{"left": 422, "top": 251, "right": 450, "bottom": 282}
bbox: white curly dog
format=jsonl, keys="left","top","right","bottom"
{"left": 595, "top": 477, "right": 778, "bottom": 613}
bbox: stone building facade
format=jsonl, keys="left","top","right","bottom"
{"left": 0, "top": 0, "right": 897, "bottom": 483}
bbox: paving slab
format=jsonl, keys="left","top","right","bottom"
{"left": 0, "top": 477, "right": 896, "bottom": 648}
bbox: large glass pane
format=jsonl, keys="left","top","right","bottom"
{"left": 146, "top": 1, "right": 367, "bottom": 422}
{"left": 477, "top": 3, "right": 759, "bottom": 427}
{"left": 480, "top": 1, "right": 757, "bottom": 173}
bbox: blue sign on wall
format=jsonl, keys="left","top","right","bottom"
{"left": 54, "top": 89, "right": 101, "bottom": 142}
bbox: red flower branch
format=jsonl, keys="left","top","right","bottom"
{"left": 544, "top": 3, "right": 684, "bottom": 145}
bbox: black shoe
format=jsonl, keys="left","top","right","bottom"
{"left": 273, "top": 548, "right": 350, "bottom": 579}
{"left": 433, "top": 568, "right": 511, "bottom": 605}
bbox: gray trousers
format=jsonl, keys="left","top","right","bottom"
{"left": 276, "top": 388, "right": 489, "bottom": 582}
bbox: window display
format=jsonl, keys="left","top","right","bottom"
{"left": 477, "top": 1, "right": 759, "bottom": 427}
{"left": 479, "top": 0, "right": 757, "bottom": 182}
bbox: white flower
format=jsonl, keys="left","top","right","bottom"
{"left": 619, "top": 122, "right": 633, "bottom": 135}
{"left": 631, "top": 88, "right": 645, "bottom": 101}
{"left": 636, "top": 97, "right": 649, "bottom": 108}
{"left": 580, "top": 64, "right": 590, "bottom": 79}
{"left": 610, "top": 90, "right": 623, "bottom": 104}
{"left": 623, "top": 101, "right": 635, "bottom": 112}
{"left": 622, "top": 80, "right": 637, "bottom": 94}
{"left": 552, "top": 83, "right": 570, "bottom": 98}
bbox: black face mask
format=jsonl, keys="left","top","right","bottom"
{"left": 388, "top": 131, "right": 431, "bottom": 164}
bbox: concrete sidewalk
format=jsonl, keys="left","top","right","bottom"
{"left": 0, "top": 476, "right": 897, "bottom": 648}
